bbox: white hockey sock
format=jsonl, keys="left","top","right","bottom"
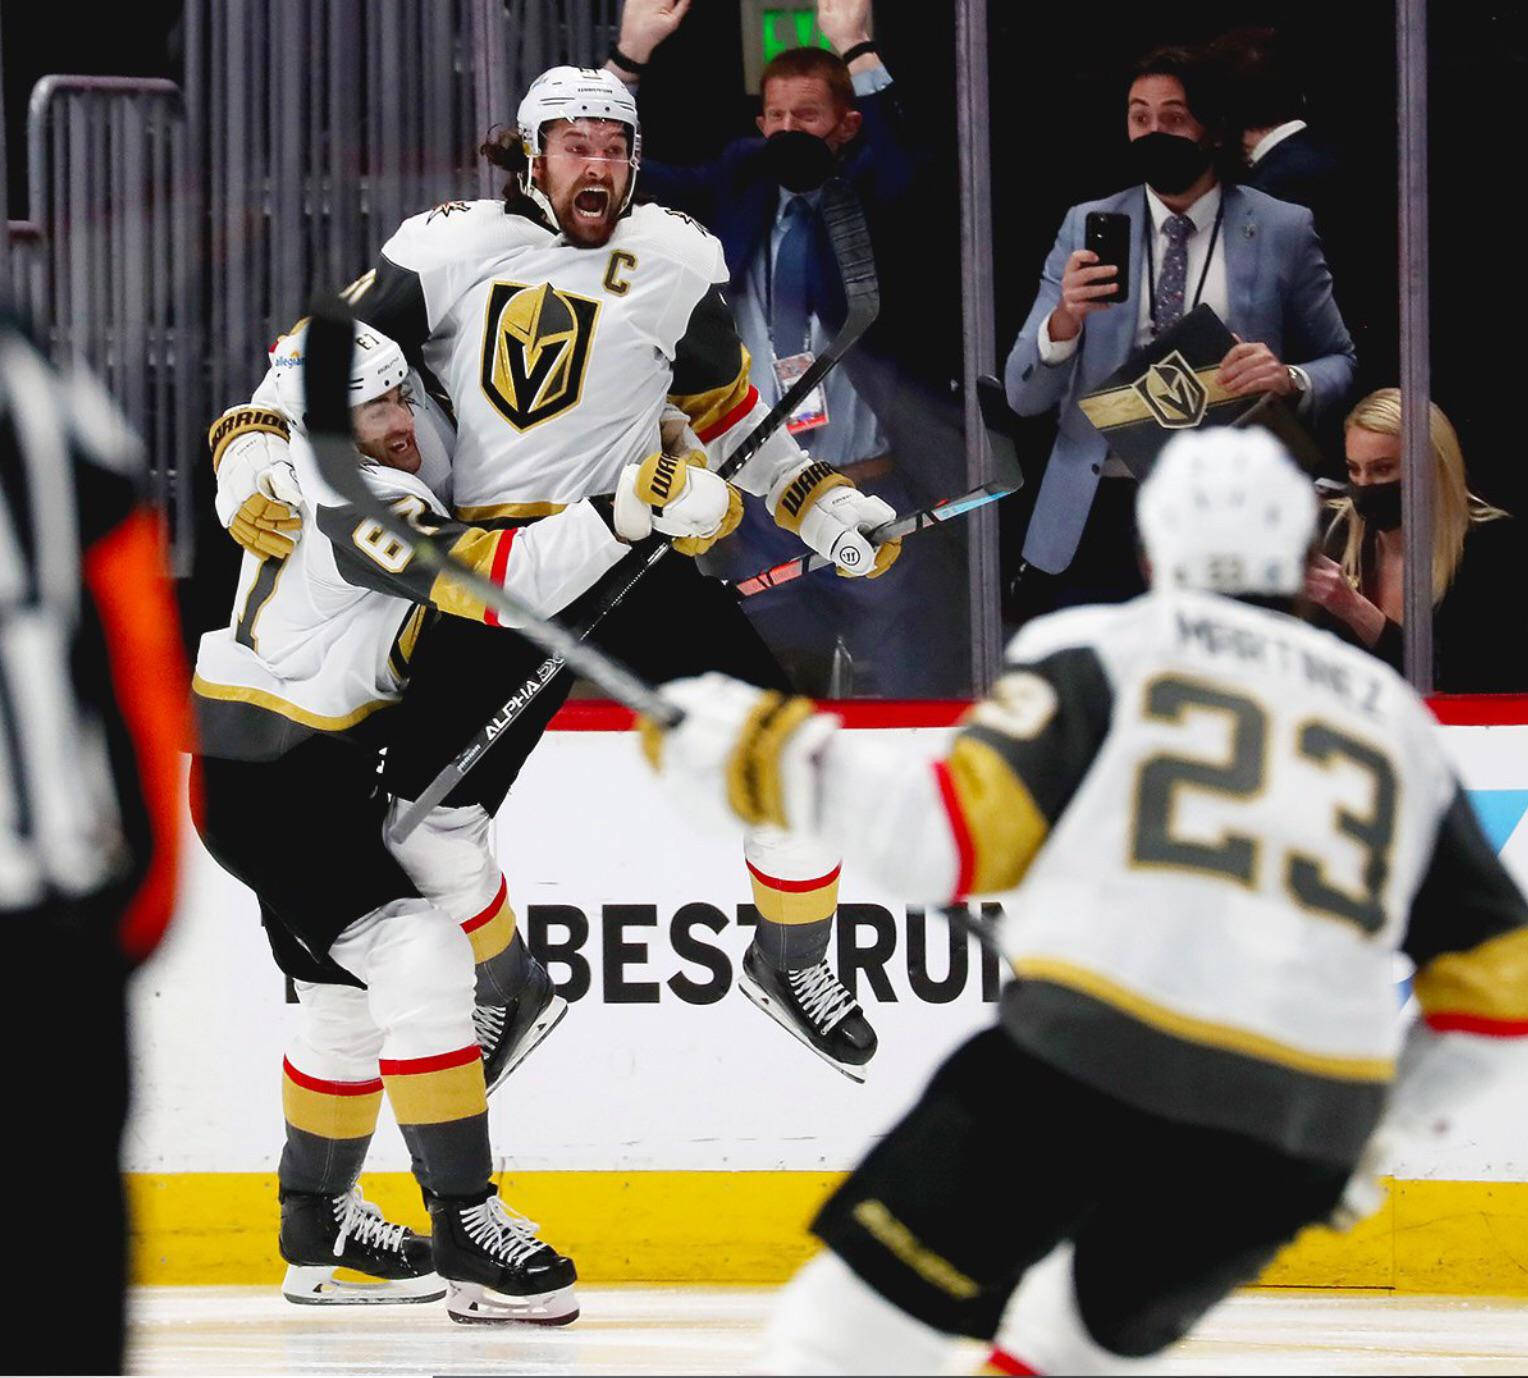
{"left": 756, "top": 1252, "right": 956, "bottom": 1375}
{"left": 383, "top": 798, "right": 500, "bottom": 920}
{"left": 991, "top": 1243, "right": 1162, "bottom": 1376}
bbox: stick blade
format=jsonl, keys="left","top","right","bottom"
{"left": 976, "top": 374, "right": 1025, "bottom": 493}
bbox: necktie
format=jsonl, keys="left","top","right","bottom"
{"left": 771, "top": 196, "right": 813, "bottom": 356}
{"left": 1153, "top": 213, "right": 1195, "bottom": 332}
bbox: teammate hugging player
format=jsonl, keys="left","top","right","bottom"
{"left": 194, "top": 323, "right": 612, "bottom": 1324}
{"left": 642, "top": 429, "right": 1528, "bottom": 1373}
{"left": 212, "top": 66, "right": 903, "bottom": 1080}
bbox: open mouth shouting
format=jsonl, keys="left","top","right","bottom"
{"left": 572, "top": 184, "right": 611, "bottom": 223}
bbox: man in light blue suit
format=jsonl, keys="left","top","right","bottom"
{"left": 1005, "top": 45, "right": 1356, "bottom": 610}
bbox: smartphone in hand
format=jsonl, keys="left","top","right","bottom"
{"left": 1084, "top": 211, "right": 1131, "bottom": 305}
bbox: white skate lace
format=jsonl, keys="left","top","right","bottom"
{"left": 787, "top": 962, "right": 855, "bottom": 1034}
{"left": 332, "top": 1187, "right": 408, "bottom": 1259}
{"left": 461, "top": 1196, "right": 547, "bottom": 1268}
{"left": 472, "top": 1002, "right": 507, "bottom": 1053}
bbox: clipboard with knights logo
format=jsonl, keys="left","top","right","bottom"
{"left": 1076, "top": 304, "right": 1324, "bottom": 477}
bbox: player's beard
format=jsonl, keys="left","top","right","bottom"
{"left": 551, "top": 173, "right": 625, "bottom": 247}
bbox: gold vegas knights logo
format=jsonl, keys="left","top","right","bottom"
{"left": 480, "top": 281, "right": 601, "bottom": 431}
{"left": 1132, "top": 350, "right": 1208, "bottom": 429}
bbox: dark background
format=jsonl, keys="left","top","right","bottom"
{"left": 5, "top": 0, "right": 1525, "bottom": 611}
{"left": 626, "top": 0, "right": 1527, "bottom": 587}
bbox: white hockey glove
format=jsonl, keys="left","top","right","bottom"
{"left": 636, "top": 673, "right": 838, "bottom": 834}
{"left": 767, "top": 459, "right": 902, "bottom": 578}
{"left": 209, "top": 405, "right": 304, "bottom": 559}
{"left": 614, "top": 450, "right": 743, "bottom": 557}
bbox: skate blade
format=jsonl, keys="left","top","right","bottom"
{"left": 487, "top": 994, "right": 570, "bottom": 1096}
{"left": 737, "top": 972, "right": 869, "bottom": 1084}
{"left": 445, "top": 1279, "right": 579, "bottom": 1326}
{"left": 282, "top": 1263, "right": 446, "bottom": 1305}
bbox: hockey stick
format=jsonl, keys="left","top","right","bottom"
{"left": 732, "top": 375, "right": 1026, "bottom": 597}
{"left": 301, "top": 308, "right": 682, "bottom": 732}
{"left": 733, "top": 486, "right": 1009, "bottom": 597}
{"left": 386, "top": 177, "right": 881, "bottom": 843}
{"left": 305, "top": 310, "right": 1019, "bottom": 968}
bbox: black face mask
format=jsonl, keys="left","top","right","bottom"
{"left": 1352, "top": 479, "right": 1403, "bottom": 531}
{"left": 1129, "top": 131, "right": 1213, "bottom": 196}
{"left": 763, "top": 129, "right": 836, "bottom": 193}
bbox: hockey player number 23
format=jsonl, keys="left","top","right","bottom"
{"left": 1131, "top": 675, "right": 1398, "bottom": 935}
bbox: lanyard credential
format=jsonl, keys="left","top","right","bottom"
{"left": 1144, "top": 189, "right": 1226, "bottom": 335}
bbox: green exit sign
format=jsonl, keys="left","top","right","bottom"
{"left": 740, "top": 1, "right": 872, "bottom": 93}
{"left": 761, "top": 8, "right": 833, "bottom": 63}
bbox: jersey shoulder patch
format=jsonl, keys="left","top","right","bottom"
{"left": 425, "top": 199, "right": 474, "bottom": 223}
{"left": 621, "top": 203, "right": 728, "bottom": 284}
{"left": 381, "top": 199, "right": 528, "bottom": 273}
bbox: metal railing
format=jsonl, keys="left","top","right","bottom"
{"left": 187, "top": 0, "right": 481, "bottom": 414}
{"left": 8, "top": 77, "right": 197, "bottom": 573}
{"left": 2, "top": 1, "right": 622, "bottom": 579}
{"left": 186, "top": 0, "right": 621, "bottom": 408}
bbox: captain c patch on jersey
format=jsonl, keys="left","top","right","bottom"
{"left": 479, "top": 280, "right": 601, "bottom": 431}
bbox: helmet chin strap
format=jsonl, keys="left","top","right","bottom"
{"left": 520, "top": 170, "right": 560, "bottom": 229}
{"left": 618, "top": 155, "right": 639, "bottom": 212}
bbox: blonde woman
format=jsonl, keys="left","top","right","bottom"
{"left": 1305, "top": 388, "right": 1521, "bottom": 690}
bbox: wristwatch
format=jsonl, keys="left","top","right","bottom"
{"left": 1285, "top": 365, "right": 1309, "bottom": 397}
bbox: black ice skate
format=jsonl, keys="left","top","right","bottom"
{"left": 474, "top": 958, "right": 568, "bottom": 1096}
{"left": 739, "top": 945, "right": 878, "bottom": 1083}
{"left": 280, "top": 1186, "right": 444, "bottom": 1305}
{"left": 428, "top": 1190, "right": 579, "bottom": 1325}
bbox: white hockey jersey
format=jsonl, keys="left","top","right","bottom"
{"left": 193, "top": 433, "right": 624, "bottom": 761}
{"left": 354, "top": 198, "right": 805, "bottom": 522}
{"left": 194, "top": 440, "right": 439, "bottom": 759}
{"left": 821, "top": 590, "right": 1528, "bottom": 1162}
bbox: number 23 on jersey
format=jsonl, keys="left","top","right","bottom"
{"left": 1129, "top": 674, "right": 1399, "bottom": 936}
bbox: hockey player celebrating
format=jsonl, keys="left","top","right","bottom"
{"left": 210, "top": 326, "right": 573, "bottom": 1093}
{"left": 195, "top": 323, "right": 605, "bottom": 1322}
{"left": 212, "top": 66, "right": 903, "bottom": 1079}
{"left": 639, "top": 428, "right": 1528, "bottom": 1373}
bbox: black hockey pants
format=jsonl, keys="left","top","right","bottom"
{"left": 813, "top": 1025, "right": 1352, "bottom": 1350}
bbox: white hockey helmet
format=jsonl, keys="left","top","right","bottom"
{"left": 270, "top": 319, "right": 409, "bottom": 431}
{"left": 516, "top": 65, "right": 642, "bottom": 220}
{"left": 1137, "top": 426, "right": 1318, "bottom": 596}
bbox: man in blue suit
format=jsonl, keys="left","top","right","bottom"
{"left": 1005, "top": 45, "right": 1356, "bottom": 612}
{"left": 606, "top": 0, "right": 969, "bottom": 696}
